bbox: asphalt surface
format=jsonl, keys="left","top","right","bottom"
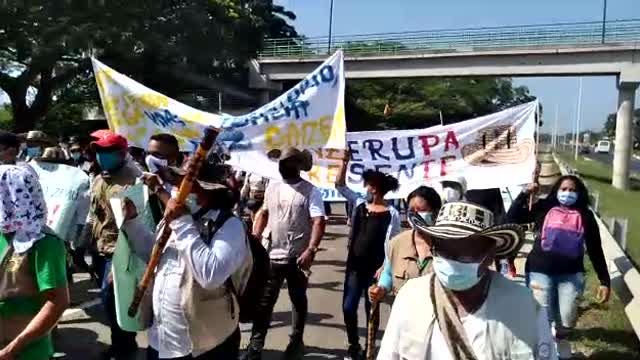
{"left": 55, "top": 207, "right": 392, "bottom": 360}
{"left": 54, "top": 206, "right": 532, "bottom": 360}
{"left": 586, "top": 151, "right": 640, "bottom": 173}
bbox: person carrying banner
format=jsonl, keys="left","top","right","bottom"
{"left": 0, "top": 165, "right": 70, "bottom": 360}
{"left": 439, "top": 176, "right": 467, "bottom": 204}
{"left": 369, "top": 185, "right": 442, "bottom": 302}
{"left": 244, "top": 147, "right": 326, "bottom": 360}
{"left": 507, "top": 175, "right": 610, "bottom": 359}
{"left": 83, "top": 130, "right": 142, "bottom": 359}
{"left": 120, "top": 160, "right": 251, "bottom": 360}
{"left": 378, "top": 202, "right": 556, "bottom": 360}
{"left": 335, "top": 152, "right": 401, "bottom": 360}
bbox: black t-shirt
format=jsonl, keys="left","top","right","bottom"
{"left": 348, "top": 204, "right": 391, "bottom": 273}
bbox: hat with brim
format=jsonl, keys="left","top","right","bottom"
{"left": 408, "top": 201, "right": 524, "bottom": 258}
{"left": 266, "top": 147, "right": 313, "bottom": 172}
{"left": 25, "top": 130, "right": 54, "bottom": 145}
{"left": 167, "top": 162, "right": 228, "bottom": 191}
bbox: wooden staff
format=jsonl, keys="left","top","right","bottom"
{"left": 128, "top": 127, "right": 219, "bottom": 317}
{"left": 366, "top": 298, "right": 380, "bottom": 360}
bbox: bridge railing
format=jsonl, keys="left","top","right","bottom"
{"left": 260, "top": 19, "right": 640, "bottom": 58}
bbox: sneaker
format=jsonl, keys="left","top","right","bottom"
{"left": 282, "top": 338, "right": 305, "bottom": 360}
{"left": 344, "top": 344, "right": 363, "bottom": 360}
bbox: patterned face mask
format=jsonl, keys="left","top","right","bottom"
{"left": 0, "top": 165, "right": 47, "bottom": 253}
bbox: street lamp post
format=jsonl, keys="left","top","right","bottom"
{"left": 574, "top": 77, "right": 583, "bottom": 160}
{"left": 327, "top": 0, "right": 334, "bottom": 54}
{"left": 601, "top": 0, "right": 608, "bottom": 44}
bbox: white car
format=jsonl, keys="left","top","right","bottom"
{"left": 595, "top": 140, "right": 611, "bottom": 154}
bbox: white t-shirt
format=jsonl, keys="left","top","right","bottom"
{"left": 427, "top": 302, "right": 556, "bottom": 360}
{"left": 275, "top": 181, "right": 325, "bottom": 218}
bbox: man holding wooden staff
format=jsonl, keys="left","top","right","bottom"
{"left": 121, "top": 160, "right": 252, "bottom": 359}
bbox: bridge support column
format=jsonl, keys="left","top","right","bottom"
{"left": 612, "top": 82, "right": 639, "bottom": 190}
{"left": 258, "top": 90, "right": 270, "bottom": 105}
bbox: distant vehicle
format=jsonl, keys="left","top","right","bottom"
{"left": 595, "top": 140, "right": 611, "bottom": 154}
{"left": 580, "top": 146, "right": 591, "bottom": 154}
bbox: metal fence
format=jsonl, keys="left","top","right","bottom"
{"left": 260, "top": 19, "right": 640, "bottom": 58}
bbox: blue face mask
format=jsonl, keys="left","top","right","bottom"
{"left": 70, "top": 152, "right": 82, "bottom": 161}
{"left": 432, "top": 256, "right": 485, "bottom": 291}
{"left": 557, "top": 191, "right": 578, "bottom": 206}
{"left": 418, "top": 211, "right": 435, "bottom": 226}
{"left": 96, "top": 151, "right": 122, "bottom": 172}
{"left": 26, "top": 147, "right": 42, "bottom": 158}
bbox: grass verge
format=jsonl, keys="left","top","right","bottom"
{"left": 554, "top": 152, "right": 640, "bottom": 359}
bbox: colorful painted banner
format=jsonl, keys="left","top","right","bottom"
{"left": 320, "top": 101, "right": 538, "bottom": 201}
{"left": 92, "top": 51, "right": 346, "bottom": 186}
{"left": 29, "top": 161, "right": 91, "bottom": 239}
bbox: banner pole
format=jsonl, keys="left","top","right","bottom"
{"left": 530, "top": 100, "right": 540, "bottom": 211}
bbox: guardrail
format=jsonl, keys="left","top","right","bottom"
{"left": 260, "top": 19, "right": 640, "bottom": 58}
{"left": 553, "top": 153, "right": 640, "bottom": 340}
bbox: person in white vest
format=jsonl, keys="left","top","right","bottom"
{"left": 244, "top": 147, "right": 326, "bottom": 360}
{"left": 121, "top": 160, "right": 252, "bottom": 359}
{"left": 378, "top": 201, "right": 556, "bottom": 360}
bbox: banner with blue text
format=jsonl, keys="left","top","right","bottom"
{"left": 319, "top": 101, "right": 538, "bottom": 201}
{"left": 92, "top": 51, "right": 346, "bottom": 187}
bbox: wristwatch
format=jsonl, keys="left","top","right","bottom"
{"left": 308, "top": 246, "right": 319, "bottom": 255}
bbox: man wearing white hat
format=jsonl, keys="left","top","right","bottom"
{"left": 378, "top": 201, "right": 556, "bottom": 360}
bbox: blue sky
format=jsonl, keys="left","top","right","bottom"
{"left": 275, "top": 0, "right": 640, "bottom": 134}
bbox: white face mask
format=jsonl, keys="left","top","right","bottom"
{"left": 443, "top": 187, "right": 462, "bottom": 203}
{"left": 145, "top": 154, "right": 168, "bottom": 173}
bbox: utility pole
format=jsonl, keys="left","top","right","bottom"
{"left": 327, "top": 0, "right": 334, "bottom": 54}
{"left": 574, "top": 77, "right": 583, "bottom": 160}
{"left": 553, "top": 104, "right": 559, "bottom": 150}
{"left": 601, "top": 0, "right": 608, "bottom": 44}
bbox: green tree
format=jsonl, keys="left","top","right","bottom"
{"left": 603, "top": 109, "right": 640, "bottom": 144}
{"left": 345, "top": 77, "right": 537, "bottom": 131}
{"left": 0, "top": 0, "right": 297, "bottom": 132}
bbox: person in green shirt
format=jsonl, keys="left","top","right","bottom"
{"left": 0, "top": 165, "right": 69, "bottom": 360}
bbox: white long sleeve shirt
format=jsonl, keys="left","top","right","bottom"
{"left": 122, "top": 209, "right": 248, "bottom": 358}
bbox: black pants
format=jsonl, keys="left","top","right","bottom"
{"left": 248, "top": 260, "right": 309, "bottom": 351}
{"left": 146, "top": 328, "right": 240, "bottom": 359}
{"left": 343, "top": 268, "right": 379, "bottom": 350}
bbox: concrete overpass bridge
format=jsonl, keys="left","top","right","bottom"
{"left": 250, "top": 19, "right": 640, "bottom": 190}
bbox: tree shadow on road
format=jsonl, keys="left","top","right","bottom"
{"left": 308, "top": 281, "right": 343, "bottom": 292}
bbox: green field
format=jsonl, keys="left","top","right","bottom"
{"left": 554, "top": 152, "right": 640, "bottom": 359}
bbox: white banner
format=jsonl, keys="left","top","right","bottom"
{"left": 321, "top": 101, "right": 538, "bottom": 201}
{"left": 92, "top": 52, "right": 346, "bottom": 187}
{"left": 29, "top": 162, "right": 90, "bottom": 239}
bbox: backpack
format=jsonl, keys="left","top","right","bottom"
{"left": 540, "top": 206, "right": 585, "bottom": 258}
{"left": 206, "top": 210, "right": 270, "bottom": 324}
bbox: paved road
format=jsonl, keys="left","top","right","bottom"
{"left": 587, "top": 152, "right": 640, "bottom": 173}
{"left": 54, "top": 206, "right": 532, "bottom": 360}
{"left": 55, "top": 208, "right": 392, "bottom": 360}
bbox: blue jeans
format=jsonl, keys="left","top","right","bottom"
{"left": 343, "top": 269, "right": 379, "bottom": 350}
{"left": 526, "top": 272, "right": 585, "bottom": 335}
